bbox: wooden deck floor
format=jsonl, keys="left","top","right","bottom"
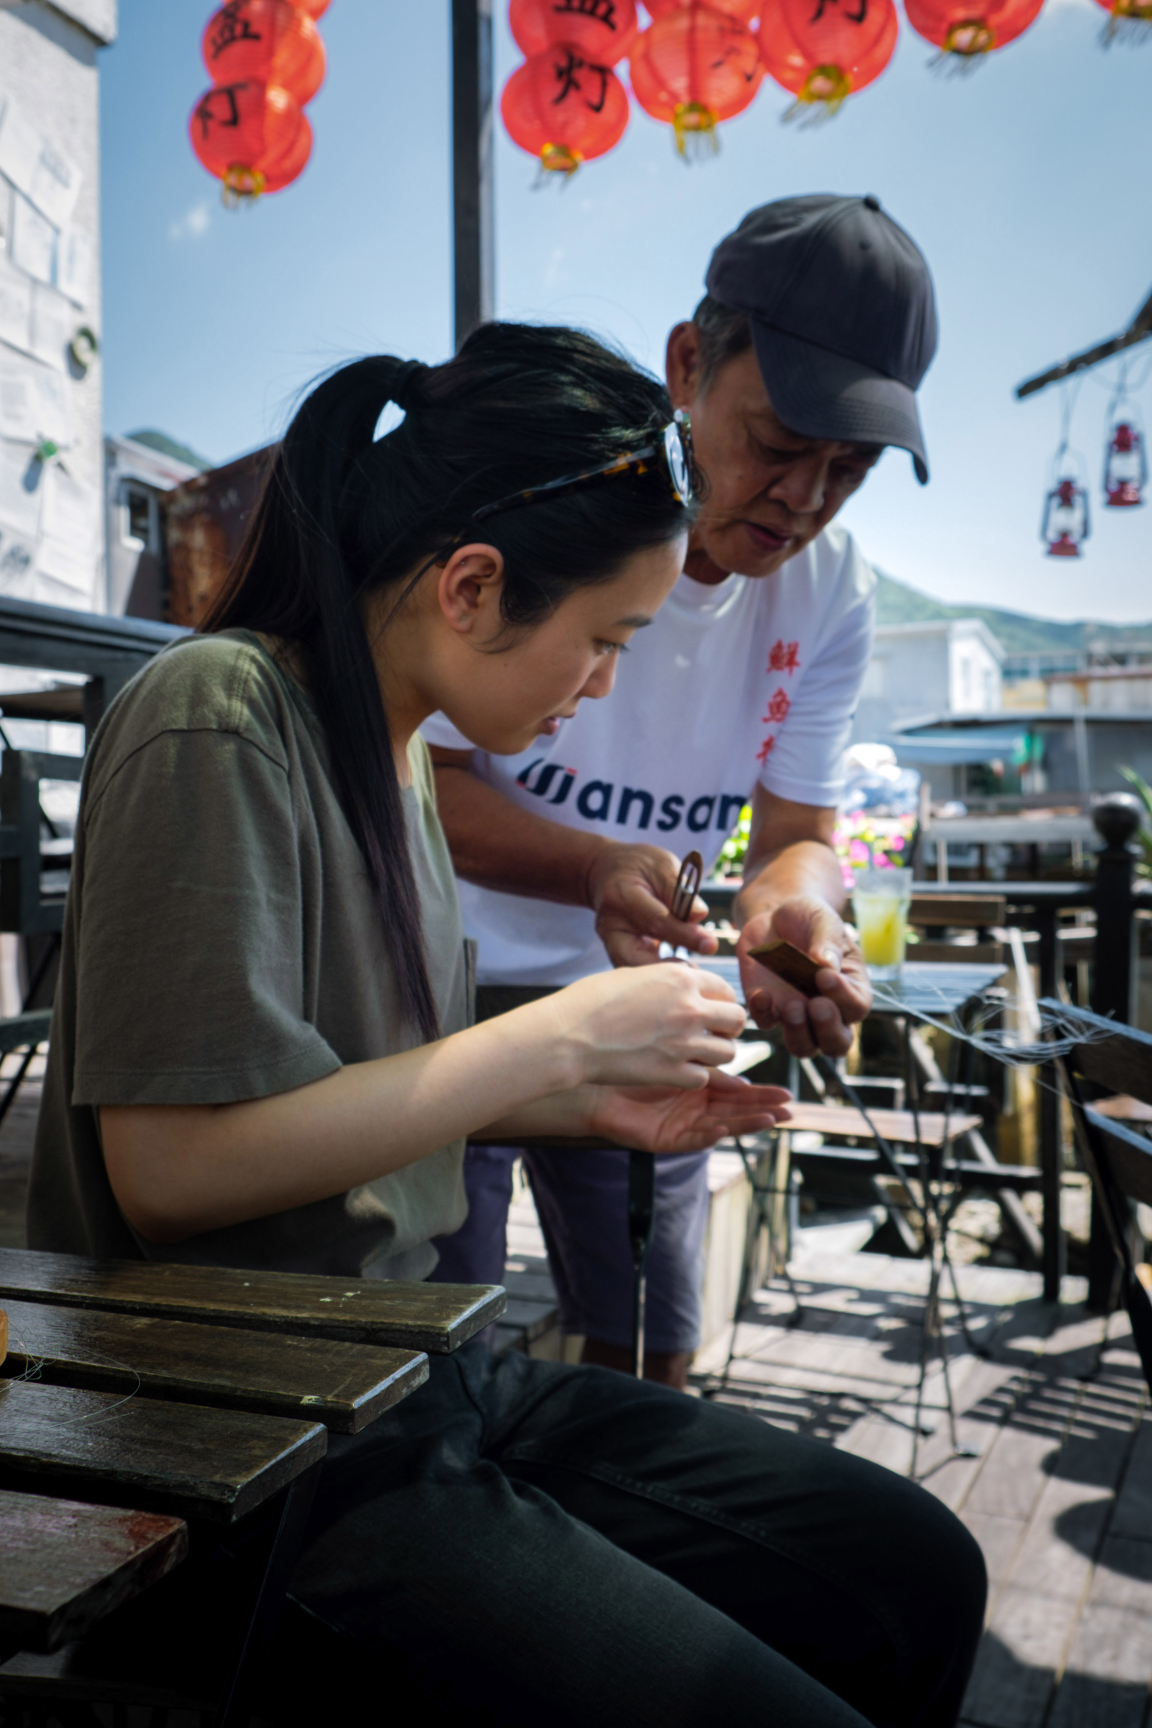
{"left": 693, "top": 1250, "right": 1152, "bottom": 1728}
{"left": 500, "top": 1170, "right": 1152, "bottom": 1726}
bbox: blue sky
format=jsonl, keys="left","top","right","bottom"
{"left": 101, "top": 0, "right": 1152, "bottom": 623}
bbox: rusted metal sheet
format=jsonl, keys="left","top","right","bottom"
{"left": 162, "top": 446, "right": 273, "bottom": 628}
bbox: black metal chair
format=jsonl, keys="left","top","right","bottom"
{"left": 1046, "top": 999, "right": 1152, "bottom": 1392}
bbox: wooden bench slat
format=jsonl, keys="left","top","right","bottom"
{"left": 0, "top": 1299, "right": 428, "bottom": 1433}
{"left": 0, "top": 1379, "right": 325, "bottom": 1524}
{"left": 1084, "top": 1109, "right": 1152, "bottom": 1209}
{"left": 0, "top": 1249, "right": 504, "bottom": 1355}
{"left": 781, "top": 1103, "right": 983, "bottom": 1148}
{"left": 0, "top": 1490, "right": 186, "bottom": 1656}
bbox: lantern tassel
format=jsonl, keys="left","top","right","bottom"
{"left": 671, "top": 102, "right": 720, "bottom": 160}
{"left": 1099, "top": 1, "right": 1152, "bottom": 45}
{"left": 783, "top": 65, "right": 851, "bottom": 123}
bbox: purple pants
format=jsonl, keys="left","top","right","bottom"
{"left": 430, "top": 1145, "right": 711, "bottom": 1353}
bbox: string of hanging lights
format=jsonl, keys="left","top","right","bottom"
{"left": 189, "top": 0, "right": 331, "bottom": 205}
{"left": 1037, "top": 363, "right": 1150, "bottom": 557}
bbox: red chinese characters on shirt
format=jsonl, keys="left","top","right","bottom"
{"left": 756, "top": 643, "right": 800, "bottom": 770}
{"left": 762, "top": 688, "right": 791, "bottom": 725}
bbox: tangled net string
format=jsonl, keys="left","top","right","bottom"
{"left": 866, "top": 981, "right": 1115, "bottom": 1068}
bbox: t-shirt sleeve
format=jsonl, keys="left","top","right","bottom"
{"left": 72, "top": 727, "right": 342, "bottom": 1107}
{"left": 758, "top": 542, "right": 876, "bottom": 808}
{"left": 419, "top": 711, "right": 474, "bottom": 751}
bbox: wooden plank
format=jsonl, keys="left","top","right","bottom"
{"left": 1053, "top": 1006, "right": 1152, "bottom": 1106}
{"left": 0, "top": 1248, "right": 504, "bottom": 1355}
{"left": 908, "top": 894, "right": 1007, "bottom": 929}
{"left": 1085, "top": 1111, "right": 1152, "bottom": 1209}
{"left": 0, "top": 1299, "right": 428, "bottom": 1433}
{"left": 0, "top": 1490, "right": 186, "bottom": 1655}
{"left": 0, "top": 1379, "right": 325, "bottom": 1524}
{"left": 782, "top": 1103, "right": 983, "bottom": 1147}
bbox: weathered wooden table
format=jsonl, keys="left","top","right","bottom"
{"left": 0, "top": 1251, "right": 505, "bottom": 1724}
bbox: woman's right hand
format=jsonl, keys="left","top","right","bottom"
{"left": 546, "top": 962, "right": 746, "bottom": 1091}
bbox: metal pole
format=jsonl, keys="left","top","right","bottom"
{"left": 1035, "top": 906, "right": 1064, "bottom": 1303}
{"left": 451, "top": 0, "right": 494, "bottom": 349}
{"left": 628, "top": 1150, "right": 657, "bottom": 1378}
{"left": 1088, "top": 795, "right": 1140, "bottom": 1309}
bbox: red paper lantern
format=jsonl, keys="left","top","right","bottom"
{"left": 509, "top": 0, "right": 639, "bottom": 63}
{"left": 629, "top": 4, "right": 764, "bottom": 155}
{"left": 292, "top": 0, "right": 331, "bottom": 13}
{"left": 201, "top": 0, "right": 326, "bottom": 106}
{"left": 758, "top": 0, "right": 897, "bottom": 115}
{"left": 501, "top": 44, "right": 630, "bottom": 174}
{"left": 903, "top": 0, "right": 1042, "bottom": 60}
{"left": 645, "top": 0, "right": 761, "bottom": 18}
{"left": 189, "top": 80, "right": 310, "bottom": 203}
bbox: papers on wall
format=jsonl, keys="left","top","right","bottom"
{"left": 0, "top": 440, "right": 43, "bottom": 537}
{"left": 0, "top": 518, "right": 37, "bottom": 599}
{"left": 56, "top": 226, "right": 92, "bottom": 307}
{"left": 37, "top": 533, "right": 95, "bottom": 597}
{"left": 0, "top": 260, "right": 31, "bottom": 352}
{"left": 29, "top": 284, "right": 70, "bottom": 370}
{"left": 11, "top": 192, "right": 56, "bottom": 286}
{"left": 40, "top": 462, "right": 97, "bottom": 552}
{"left": 0, "top": 97, "right": 81, "bottom": 228}
{"left": 0, "top": 356, "right": 72, "bottom": 447}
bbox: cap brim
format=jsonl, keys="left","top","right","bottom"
{"left": 750, "top": 321, "right": 930, "bottom": 484}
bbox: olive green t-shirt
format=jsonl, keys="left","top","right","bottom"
{"left": 27, "top": 630, "right": 470, "bottom": 1279}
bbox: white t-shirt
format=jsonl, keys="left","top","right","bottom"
{"left": 421, "top": 524, "right": 875, "bottom": 986}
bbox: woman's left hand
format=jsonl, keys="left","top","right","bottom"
{"left": 587, "top": 1071, "right": 790, "bottom": 1155}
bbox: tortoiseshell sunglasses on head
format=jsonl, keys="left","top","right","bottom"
{"left": 470, "top": 410, "right": 695, "bottom": 528}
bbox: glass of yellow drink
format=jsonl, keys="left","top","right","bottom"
{"left": 852, "top": 867, "right": 913, "bottom": 980}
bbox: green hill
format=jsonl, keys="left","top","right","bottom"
{"left": 874, "top": 571, "right": 1152, "bottom": 657}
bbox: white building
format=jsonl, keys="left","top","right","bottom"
{"left": 853, "top": 618, "right": 1004, "bottom": 742}
{"left": 105, "top": 433, "right": 200, "bottom": 616}
{"left": 0, "top": 0, "right": 116, "bottom": 613}
{"left": 1046, "top": 665, "right": 1152, "bottom": 714}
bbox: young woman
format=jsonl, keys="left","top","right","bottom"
{"left": 29, "top": 326, "right": 984, "bottom": 1727}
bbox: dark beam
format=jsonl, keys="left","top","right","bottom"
{"left": 1015, "top": 285, "right": 1152, "bottom": 399}
{"left": 451, "top": 0, "right": 494, "bottom": 349}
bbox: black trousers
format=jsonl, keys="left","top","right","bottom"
{"left": 290, "top": 1342, "right": 986, "bottom": 1728}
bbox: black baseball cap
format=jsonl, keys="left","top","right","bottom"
{"left": 704, "top": 194, "right": 938, "bottom": 483}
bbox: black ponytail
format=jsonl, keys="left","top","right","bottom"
{"left": 205, "top": 324, "right": 690, "bottom": 1044}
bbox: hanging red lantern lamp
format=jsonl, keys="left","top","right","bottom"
{"left": 903, "top": 0, "right": 1042, "bottom": 62}
{"left": 509, "top": 0, "right": 639, "bottom": 63}
{"left": 292, "top": 0, "right": 331, "bottom": 14}
{"left": 628, "top": 4, "right": 765, "bottom": 156}
{"left": 1104, "top": 421, "right": 1147, "bottom": 507}
{"left": 189, "top": 80, "right": 310, "bottom": 204}
{"left": 645, "top": 0, "right": 761, "bottom": 18}
{"left": 1041, "top": 478, "right": 1090, "bottom": 557}
{"left": 757, "top": 0, "right": 897, "bottom": 117}
{"left": 501, "top": 44, "right": 631, "bottom": 175}
{"left": 201, "top": 1, "right": 326, "bottom": 107}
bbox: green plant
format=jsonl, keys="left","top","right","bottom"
{"left": 1119, "top": 767, "right": 1152, "bottom": 878}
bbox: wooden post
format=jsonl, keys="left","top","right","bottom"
{"left": 451, "top": 0, "right": 494, "bottom": 349}
{"left": 1087, "top": 795, "right": 1140, "bottom": 1308}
